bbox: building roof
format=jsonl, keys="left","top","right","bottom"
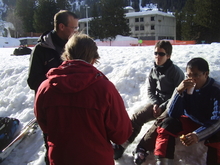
{"left": 79, "top": 17, "right": 93, "bottom": 22}
{"left": 79, "top": 10, "right": 174, "bottom": 23}
{"left": 125, "top": 10, "right": 175, "bottom": 18}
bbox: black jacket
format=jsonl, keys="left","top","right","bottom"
{"left": 148, "top": 59, "right": 185, "bottom": 111}
{"left": 27, "top": 31, "right": 67, "bottom": 93}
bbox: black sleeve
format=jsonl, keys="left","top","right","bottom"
{"left": 27, "top": 45, "right": 47, "bottom": 92}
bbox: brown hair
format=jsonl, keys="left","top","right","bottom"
{"left": 61, "top": 33, "right": 100, "bottom": 64}
{"left": 155, "top": 40, "right": 172, "bottom": 56}
{"left": 54, "top": 10, "right": 78, "bottom": 31}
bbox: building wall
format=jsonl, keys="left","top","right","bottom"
{"left": 127, "top": 13, "right": 176, "bottom": 40}
{"left": 78, "top": 20, "right": 88, "bottom": 35}
{"left": 78, "top": 11, "right": 176, "bottom": 40}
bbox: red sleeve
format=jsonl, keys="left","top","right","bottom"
{"left": 104, "top": 82, "right": 132, "bottom": 144}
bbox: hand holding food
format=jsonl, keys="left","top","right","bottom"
{"left": 180, "top": 134, "right": 187, "bottom": 141}
{"left": 180, "top": 133, "right": 198, "bottom": 146}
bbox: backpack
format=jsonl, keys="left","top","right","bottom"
{"left": 0, "top": 117, "right": 20, "bottom": 151}
{"left": 13, "top": 46, "right": 32, "bottom": 55}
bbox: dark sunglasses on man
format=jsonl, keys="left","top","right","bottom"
{"left": 154, "top": 52, "right": 166, "bottom": 56}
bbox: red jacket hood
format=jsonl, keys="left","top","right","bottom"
{"left": 46, "top": 60, "right": 106, "bottom": 93}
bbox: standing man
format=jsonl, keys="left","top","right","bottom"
{"left": 27, "top": 10, "right": 78, "bottom": 165}
{"left": 113, "top": 41, "right": 185, "bottom": 163}
{"left": 154, "top": 58, "right": 220, "bottom": 165}
{"left": 27, "top": 10, "right": 79, "bottom": 93}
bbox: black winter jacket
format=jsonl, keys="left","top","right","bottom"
{"left": 27, "top": 31, "right": 67, "bottom": 93}
{"left": 148, "top": 59, "right": 185, "bottom": 111}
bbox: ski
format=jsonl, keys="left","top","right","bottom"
{"left": 0, "top": 118, "right": 38, "bottom": 163}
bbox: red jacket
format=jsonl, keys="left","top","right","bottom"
{"left": 34, "top": 60, "right": 132, "bottom": 165}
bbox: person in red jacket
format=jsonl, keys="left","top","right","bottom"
{"left": 34, "top": 33, "right": 132, "bottom": 165}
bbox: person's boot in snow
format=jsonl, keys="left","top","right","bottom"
{"left": 156, "top": 158, "right": 174, "bottom": 165}
{"left": 113, "top": 144, "right": 125, "bottom": 160}
{"left": 113, "top": 141, "right": 130, "bottom": 160}
{"left": 133, "top": 148, "right": 149, "bottom": 165}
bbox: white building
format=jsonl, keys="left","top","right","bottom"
{"left": 126, "top": 10, "right": 176, "bottom": 40}
{"left": 78, "top": 10, "right": 176, "bottom": 40}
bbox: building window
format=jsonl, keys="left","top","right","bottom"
{"left": 135, "top": 18, "right": 139, "bottom": 22}
{"left": 140, "top": 17, "right": 144, "bottom": 22}
{"left": 140, "top": 25, "right": 144, "bottom": 31}
{"left": 151, "top": 16, "right": 155, "bottom": 21}
{"left": 135, "top": 26, "right": 139, "bottom": 31}
{"left": 151, "top": 25, "right": 155, "bottom": 30}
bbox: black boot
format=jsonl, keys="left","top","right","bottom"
{"left": 112, "top": 143, "right": 125, "bottom": 160}
{"left": 156, "top": 158, "right": 174, "bottom": 165}
{"left": 133, "top": 148, "right": 149, "bottom": 165}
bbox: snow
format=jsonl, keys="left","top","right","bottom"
{"left": 95, "top": 35, "right": 139, "bottom": 46}
{"left": 0, "top": 37, "right": 20, "bottom": 47}
{"left": 125, "top": 10, "right": 175, "bottom": 18}
{"left": 1, "top": 37, "right": 220, "bottom": 165}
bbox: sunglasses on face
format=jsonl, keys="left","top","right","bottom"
{"left": 154, "top": 52, "right": 166, "bottom": 56}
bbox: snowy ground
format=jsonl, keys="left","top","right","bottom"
{"left": 1, "top": 43, "right": 220, "bottom": 165}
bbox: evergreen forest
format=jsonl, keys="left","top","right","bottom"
{"left": 2, "top": 0, "right": 220, "bottom": 43}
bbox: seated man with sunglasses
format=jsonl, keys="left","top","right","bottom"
{"left": 113, "top": 40, "right": 185, "bottom": 164}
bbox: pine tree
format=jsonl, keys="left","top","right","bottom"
{"left": 33, "top": 0, "right": 58, "bottom": 33}
{"left": 152, "top": 0, "right": 187, "bottom": 12}
{"left": 132, "top": 0, "right": 140, "bottom": 11}
{"left": 16, "top": 0, "right": 36, "bottom": 32}
{"left": 2, "top": 0, "right": 16, "bottom": 6}
{"left": 173, "top": 0, "right": 187, "bottom": 11}
{"left": 123, "top": 0, "right": 131, "bottom": 6}
{"left": 56, "top": 0, "right": 71, "bottom": 11}
{"left": 89, "top": 2, "right": 102, "bottom": 39}
{"left": 99, "top": 0, "right": 130, "bottom": 41}
{"left": 179, "top": 0, "right": 197, "bottom": 40}
{"left": 2, "top": 0, "right": 17, "bottom": 20}
{"left": 175, "top": 0, "right": 220, "bottom": 43}
{"left": 193, "top": 0, "right": 220, "bottom": 43}
{"left": 175, "top": 12, "right": 182, "bottom": 40}
{"left": 5, "top": 7, "right": 24, "bottom": 37}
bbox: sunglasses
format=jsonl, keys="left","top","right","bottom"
{"left": 154, "top": 52, "right": 166, "bottom": 56}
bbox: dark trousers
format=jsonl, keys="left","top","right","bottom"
{"left": 128, "top": 104, "right": 157, "bottom": 143}
{"left": 135, "top": 110, "right": 168, "bottom": 152}
{"left": 205, "top": 132, "right": 220, "bottom": 165}
{"left": 43, "top": 133, "right": 49, "bottom": 165}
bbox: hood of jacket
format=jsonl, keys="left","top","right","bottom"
{"left": 38, "top": 31, "right": 67, "bottom": 54}
{"left": 38, "top": 31, "right": 56, "bottom": 50}
{"left": 46, "top": 60, "right": 106, "bottom": 93}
